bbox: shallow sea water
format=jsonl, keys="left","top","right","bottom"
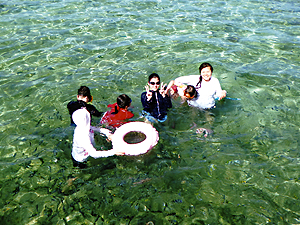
{"left": 1, "top": 0, "right": 300, "bottom": 224}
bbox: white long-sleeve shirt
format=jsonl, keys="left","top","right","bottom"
{"left": 175, "top": 75, "right": 223, "bottom": 109}
{"left": 72, "top": 108, "right": 115, "bottom": 162}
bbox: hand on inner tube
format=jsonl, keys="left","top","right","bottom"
{"left": 114, "top": 148, "right": 125, "bottom": 156}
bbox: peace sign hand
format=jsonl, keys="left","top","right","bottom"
{"left": 145, "top": 85, "right": 152, "bottom": 101}
{"left": 159, "top": 82, "right": 167, "bottom": 97}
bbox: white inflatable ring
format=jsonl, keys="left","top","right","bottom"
{"left": 112, "top": 122, "right": 159, "bottom": 156}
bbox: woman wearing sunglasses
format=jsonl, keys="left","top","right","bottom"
{"left": 141, "top": 73, "right": 172, "bottom": 123}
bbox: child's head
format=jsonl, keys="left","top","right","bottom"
{"left": 184, "top": 85, "right": 197, "bottom": 99}
{"left": 117, "top": 94, "right": 132, "bottom": 109}
{"left": 77, "top": 86, "right": 93, "bottom": 102}
{"left": 148, "top": 73, "right": 160, "bottom": 91}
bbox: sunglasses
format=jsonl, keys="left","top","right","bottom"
{"left": 149, "top": 81, "right": 160, "bottom": 85}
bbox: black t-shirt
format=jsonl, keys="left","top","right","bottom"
{"left": 67, "top": 100, "right": 103, "bottom": 125}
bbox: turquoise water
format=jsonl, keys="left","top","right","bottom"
{"left": 1, "top": 0, "right": 300, "bottom": 224}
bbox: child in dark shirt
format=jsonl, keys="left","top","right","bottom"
{"left": 67, "top": 86, "right": 103, "bottom": 126}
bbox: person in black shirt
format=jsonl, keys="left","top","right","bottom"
{"left": 141, "top": 73, "right": 172, "bottom": 123}
{"left": 67, "top": 86, "right": 103, "bottom": 126}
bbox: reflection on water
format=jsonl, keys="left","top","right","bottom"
{"left": 1, "top": 0, "right": 300, "bottom": 224}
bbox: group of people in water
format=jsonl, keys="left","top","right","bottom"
{"left": 67, "top": 62, "right": 227, "bottom": 168}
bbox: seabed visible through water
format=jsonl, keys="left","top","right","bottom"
{"left": 0, "top": 0, "right": 300, "bottom": 224}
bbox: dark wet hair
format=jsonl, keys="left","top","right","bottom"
{"left": 196, "top": 62, "right": 213, "bottom": 88}
{"left": 112, "top": 94, "right": 132, "bottom": 114}
{"left": 78, "top": 86, "right": 92, "bottom": 102}
{"left": 199, "top": 62, "right": 213, "bottom": 74}
{"left": 148, "top": 73, "right": 160, "bottom": 82}
{"left": 184, "top": 85, "right": 197, "bottom": 98}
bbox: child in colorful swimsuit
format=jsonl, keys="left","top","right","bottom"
{"left": 165, "top": 80, "right": 197, "bottom": 101}
{"left": 100, "top": 94, "right": 134, "bottom": 128}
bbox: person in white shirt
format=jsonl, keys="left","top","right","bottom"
{"left": 174, "top": 62, "right": 227, "bottom": 109}
{"left": 71, "top": 107, "right": 124, "bottom": 168}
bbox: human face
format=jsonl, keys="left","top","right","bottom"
{"left": 200, "top": 66, "right": 212, "bottom": 82}
{"left": 149, "top": 77, "right": 160, "bottom": 91}
{"left": 184, "top": 93, "right": 195, "bottom": 100}
{"left": 77, "top": 95, "right": 89, "bottom": 103}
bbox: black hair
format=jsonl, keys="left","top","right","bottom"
{"left": 196, "top": 62, "right": 213, "bottom": 88}
{"left": 78, "top": 86, "right": 92, "bottom": 102}
{"left": 112, "top": 94, "right": 132, "bottom": 114}
{"left": 148, "top": 73, "right": 160, "bottom": 82}
{"left": 185, "top": 85, "right": 197, "bottom": 98}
